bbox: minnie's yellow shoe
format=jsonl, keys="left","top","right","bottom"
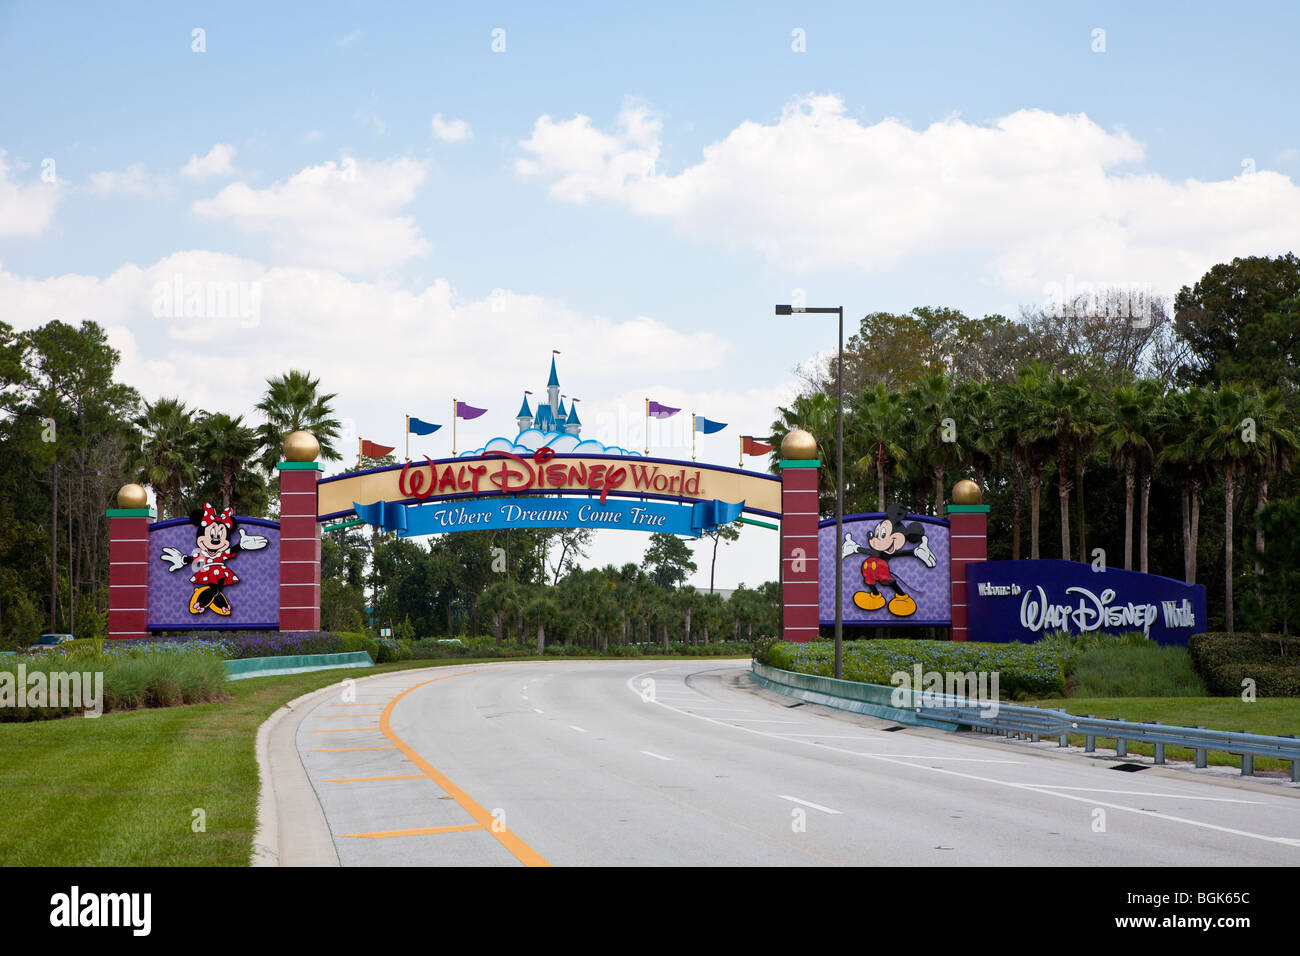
{"left": 853, "top": 591, "right": 885, "bottom": 611}
{"left": 210, "top": 594, "right": 231, "bottom": 616}
{"left": 888, "top": 593, "right": 917, "bottom": 617}
{"left": 189, "top": 587, "right": 207, "bottom": 614}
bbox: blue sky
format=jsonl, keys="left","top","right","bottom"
{"left": 2, "top": 1, "right": 1296, "bottom": 586}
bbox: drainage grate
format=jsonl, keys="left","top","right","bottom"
{"left": 880, "top": 726, "right": 905, "bottom": 732}
{"left": 1111, "top": 762, "right": 1147, "bottom": 772}
{"left": 785, "top": 701, "right": 805, "bottom": 708}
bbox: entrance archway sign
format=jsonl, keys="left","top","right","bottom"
{"left": 316, "top": 452, "right": 782, "bottom": 520}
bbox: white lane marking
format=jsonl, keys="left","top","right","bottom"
{"left": 625, "top": 668, "right": 1300, "bottom": 850}
{"left": 722, "top": 718, "right": 800, "bottom": 724}
{"left": 570, "top": 725, "right": 588, "bottom": 733}
{"left": 1028, "top": 786, "right": 1265, "bottom": 804}
{"left": 533, "top": 708, "right": 544, "bottom": 714}
{"left": 641, "top": 750, "right": 672, "bottom": 761}
{"left": 522, "top": 695, "right": 529, "bottom": 701}
{"left": 779, "top": 794, "right": 842, "bottom": 814}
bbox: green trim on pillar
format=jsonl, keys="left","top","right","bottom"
{"left": 946, "top": 504, "right": 990, "bottom": 514}
{"left": 778, "top": 459, "right": 821, "bottom": 469}
{"left": 276, "top": 461, "right": 323, "bottom": 471}
{"left": 105, "top": 507, "right": 156, "bottom": 518}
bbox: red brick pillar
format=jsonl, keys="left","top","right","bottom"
{"left": 107, "top": 488, "right": 155, "bottom": 640}
{"left": 779, "top": 452, "right": 821, "bottom": 643}
{"left": 278, "top": 460, "right": 322, "bottom": 632}
{"left": 948, "top": 504, "right": 989, "bottom": 642}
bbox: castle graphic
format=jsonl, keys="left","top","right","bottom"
{"left": 515, "top": 354, "right": 582, "bottom": 438}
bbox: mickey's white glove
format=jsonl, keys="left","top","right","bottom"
{"left": 238, "top": 531, "right": 268, "bottom": 551}
{"left": 914, "top": 535, "right": 937, "bottom": 568}
{"left": 842, "top": 533, "right": 864, "bottom": 558}
{"left": 160, "top": 547, "right": 187, "bottom": 571}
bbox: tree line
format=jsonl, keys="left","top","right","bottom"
{"left": 770, "top": 253, "right": 1300, "bottom": 633}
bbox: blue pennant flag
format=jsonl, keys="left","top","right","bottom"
{"left": 694, "top": 416, "right": 728, "bottom": 435}
{"left": 408, "top": 416, "right": 441, "bottom": 436}
{"left": 353, "top": 500, "right": 408, "bottom": 533}
{"left": 690, "top": 499, "right": 745, "bottom": 533}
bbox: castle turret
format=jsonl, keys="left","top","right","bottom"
{"left": 547, "top": 354, "right": 561, "bottom": 418}
{"left": 516, "top": 393, "right": 534, "bottom": 433}
{"left": 565, "top": 399, "right": 582, "bottom": 436}
{"left": 556, "top": 397, "right": 569, "bottom": 430}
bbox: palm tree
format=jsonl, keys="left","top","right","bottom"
{"left": 1101, "top": 380, "right": 1159, "bottom": 570}
{"left": 1159, "top": 387, "right": 1212, "bottom": 584}
{"left": 906, "top": 372, "right": 960, "bottom": 515}
{"left": 1236, "top": 388, "right": 1299, "bottom": 606}
{"left": 1007, "top": 363, "right": 1055, "bottom": 559}
{"left": 1205, "top": 385, "right": 1256, "bottom": 632}
{"left": 194, "top": 412, "right": 260, "bottom": 510}
{"left": 853, "top": 383, "right": 908, "bottom": 511}
{"left": 769, "top": 390, "right": 837, "bottom": 511}
{"left": 1134, "top": 379, "right": 1164, "bottom": 573}
{"left": 255, "top": 369, "right": 343, "bottom": 472}
{"left": 953, "top": 378, "right": 999, "bottom": 490}
{"left": 1031, "top": 373, "right": 1093, "bottom": 560}
{"left": 132, "top": 397, "right": 198, "bottom": 518}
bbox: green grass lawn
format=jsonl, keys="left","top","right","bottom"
{"left": 1025, "top": 696, "right": 1300, "bottom": 773}
{"left": 1, "top": 655, "right": 746, "bottom": 866}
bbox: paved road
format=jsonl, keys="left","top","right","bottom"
{"left": 292, "top": 660, "right": 1300, "bottom": 866}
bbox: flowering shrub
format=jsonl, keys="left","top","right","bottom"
{"left": 59, "top": 631, "right": 348, "bottom": 661}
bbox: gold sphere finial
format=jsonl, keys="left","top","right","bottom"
{"left": 117, "top": 483, "right": 148, "bottom": 509}
{"left": 952, "top": 479, "right": 983, "bottom": 505}
{"left": 283, "top": 430, "right": 320, "bottom": 462}
{"left": 781, "top": 428, "right": 818, "bottom": 461}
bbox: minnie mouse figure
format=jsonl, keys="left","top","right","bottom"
{"left": 841, "top": 503, "right": 937, "bottom": 617}
{"left": 160, "top": 503, "right": 267, "bottom": 615}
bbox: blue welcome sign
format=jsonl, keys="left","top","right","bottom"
{"left": 965, "top": 560, "right": 1207, "bottom": 646}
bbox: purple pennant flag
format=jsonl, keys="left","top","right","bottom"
{"left": 648, "top": 400, "right": 680, "bottom": 419}
{"left": 455, "top": 401, "right": 487, "bottom": 420}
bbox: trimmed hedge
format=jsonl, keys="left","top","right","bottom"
{"left": 766, "top": 639, "right": 1075, "bottom": 699}
{"left": 1189, "top": 632, "right": 1300, "bottom": 697}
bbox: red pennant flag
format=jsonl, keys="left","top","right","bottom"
{"left": 742, "top": 436, "right": 774, "bottom": 457}
{"left": 360, "top": 439, "right": 396, "bottom": 458}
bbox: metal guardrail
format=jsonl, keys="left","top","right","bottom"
{"left": 915, "top": 697, "right": 1300, "bottom": 782}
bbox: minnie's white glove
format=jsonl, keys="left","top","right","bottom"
{"left": 239, "top": 531, "right": 268, "bottom": 551}
{"left": 160, "top": 547, "right": 187, "bottom": 571}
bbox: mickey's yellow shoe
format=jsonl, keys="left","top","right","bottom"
{"left": 853, "top": 591, "right": 885, "bottom": 611}
{"left": 888, "top": 593, "right": 917, "bottom": 617}
{"left": 189, "top": 587, "right": 206, "bottom": 614}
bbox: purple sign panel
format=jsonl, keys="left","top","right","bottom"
{"left": 965, "top": 560, "right": 1207, "bottom": 646}
{"left": 147, "top": 514, "right": 280, "bottom": 631}
{"left": 818, "top": 510, "right": 951, "bottom": 626}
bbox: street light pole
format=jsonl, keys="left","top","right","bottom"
{"left": 776, "top": 304, "right": 845, "bottom": 679}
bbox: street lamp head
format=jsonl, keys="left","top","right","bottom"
{"left": 774, "top": 304, "right": 793, "bottom": 316}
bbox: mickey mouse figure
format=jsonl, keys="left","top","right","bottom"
{"left": 160, "top": 503, "right": 267, "bottom": 615}
{"left": 841, "top": 503, "right": 937, "bottom": 617}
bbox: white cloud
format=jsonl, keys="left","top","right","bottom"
{"left": 179, "top": 143, "right": 237, "bottom": 180}
{"left": 0, "top": 149, "right": 59, "bottom": 236}
{"left": 87, "top": 162, "right": 172, "bottom": 197}
{"left": 191, "top": 155, "right": 431, "bottom": 273}
{"left": 431, "top": 114, "right": 473, "bottom": 142}
{"left": 0, "top": 254, "right": 742, "bottom": 439}
{"left": 517, "top": 95, "right": 1300, "bottom": 299}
